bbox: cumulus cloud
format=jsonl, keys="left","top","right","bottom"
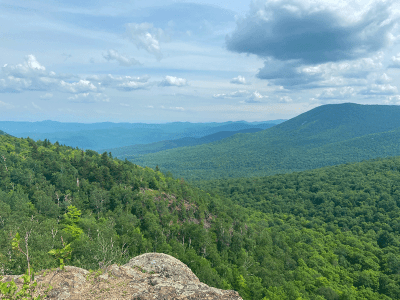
{"left": 279, "top": 96, "right": 293, "bottom": 103}
{"left": 86, "top": 74, "right": 151, "bottom": 91}
{"left": 0, "top": 55, "right": 96, "bottom": 94}
{"left": 384, "top": 95, "right": 400, "bottom": 105}
{"left": 230, "top": 75, "right": 248, "bottom": 85}
{"left": 0, "top": 55, "right": 156, "bottom": 97}
{"left": 59, "top": 80, "right": 98, "bottom": 93}
{"left": 103, "top": 49, "right": 140, "bottom": 67}
{"left": 374, "top": 73, "right": 392, "bottom": 84}
{"left": 214, "top": 90, "right": 267, "bottom": 103}
{"left": 226, "top": 0, "right": 397, "bottom": 65}
{"left": 360, "top": 83, "right": 398, "bottom": 95}
{"left": 389, "top": 53, "right": 400, "bottom": 68}
{"left": 213, "top": 90, "right": 250, "bottom": 99}
{"left": 257, "top": 59, "right": 322, "bottom": 86}
{"left": 2, "top": 55, "right": 46, "bottom": 78}
{"left": 315, "top": 87, "right": 356, "bottom": 100}
{"left": 243, "top": 91, "right": 267, "bottom": 103}
{"left": 68, "top": 93, "right": 110, "bottom": 103}
{"left": 159, "top": 76, "right": 188, "bottom": 87}
{"left": 126, "top": 23, "right": 165, "bottom": 60}
{"left": 260, "top": 52, "right": 385, "bottom": 87}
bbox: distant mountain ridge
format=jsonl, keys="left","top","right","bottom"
{"left": 0, "top": 120, "right": 286, "bottom": 151}
{"left": 130, "top": 103, "right": 400, "bottom": 181}
{"left": 100, "top": 128, "right": 269, "bottom": 158}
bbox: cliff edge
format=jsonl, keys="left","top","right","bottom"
{"left": 1, "top": 253, "right": 243, "bottom": 299}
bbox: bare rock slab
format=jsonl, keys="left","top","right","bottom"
{"left": 1, "top": 253, "right": 243, "bottom": 300}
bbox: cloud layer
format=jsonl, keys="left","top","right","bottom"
{"left": 226, "top": 0, "right": 397, "bottom": 64}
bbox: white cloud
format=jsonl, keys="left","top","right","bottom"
{"left": 0, "top": 55, "right": 98, "bottom": 95}
{"left": 390, "top": 53, "right": 400, "bottom": 68}
{"left": 242, "top": 91, "right": 267, "bottom": 103}
{"left": 59, "top": 79, "right": 98, "bottom": 93}
{"left": 68, "top": 93, "right": 110, "bottom": 103}
{"left": 169, "top": 106, "right": 185, "bottom": 111}
{"left": 315, "top": 87, "right": 356, "bottom": 100}
{"left": 384, "top": 95, "right": 400, "bottom": 105}
{"left": 2, "top": 55, "right": 46, "bottom": 78}
{"left": 86, "top": 74, "right": 151, "bottom": 91}
{"left": 230, "top": 75, "right": 248, "bottom": 85}
{"left": 40, "top": 93, "right": 53, "bottom": 99}
{"left": 279, "top": 96, "right": 293, "bottom": 103}
{"left": 213, "top": 90, "right": 250, "bottom": 99}
{"left": 126, "top": 23, "right": 165, "bottom": 60}
{"left": 378, "top": 73, "right": 392, "bottom": 83}
{"left": 361, "top": 84, "right": 398, "bottom": 95}
{"left": 159, "top": 76, "right": 188, "bottom": 87}
{"left": 103, "top": 49, "right": 140, "bottom": 66}
{"left": 214, "top": 90, "right": 267, "bottom": 103}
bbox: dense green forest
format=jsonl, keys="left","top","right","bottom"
{"left": 1, "top": 133, "right": 400, "bottom": 299}
{"left": 130, "top": 103, "right": 400, "bottom": 181}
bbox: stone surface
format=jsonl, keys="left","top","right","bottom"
{"left": 1, "top": 253, "right": 243, "bottom": 300}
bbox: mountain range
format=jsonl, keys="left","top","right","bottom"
{"left": 0, "top": 120, "right": 285, "bottom": 151}
{"left": 129, "top": 103, "right": 400, "bottom": 181}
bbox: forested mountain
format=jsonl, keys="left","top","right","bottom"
{"left": 0, "top": 120, "right": 285, "bottom": 151}
{"left": 130, "top": 103, "right": 400, "bottom": 181}
{"left": 1, "top": 133, "right": 400, "bottom": 299}
{"left": 101, "top": 128, "right": 265, "bottom": 159}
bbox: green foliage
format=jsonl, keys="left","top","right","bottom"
{"left": 48, "top": 243, "right": 72, "bottom": 270}
{"left": 130, "top": 103, "right": 400, "bottom": 181}
{"left": 2, "top": 132, "right": 400, "bottom": 299}
{"left": 0, "top": 273, "right": 42, "bottom": 300}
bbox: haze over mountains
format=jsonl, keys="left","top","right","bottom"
{"left": 129, "top": 103, "right": 400, "bottom": 181}
{"left": 0, "top": 120, "right": 286, "bottom": 151}
{"left": 100, "top": 128, "right": 266, "bottom": 159}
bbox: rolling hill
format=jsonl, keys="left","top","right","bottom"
{"left": 129, "top": 103, "right": 400, "bottom": 181}
{"left": 101, "top": 128, "right": 267, "bottom": 159}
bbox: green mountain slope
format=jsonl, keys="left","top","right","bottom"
{"left": 2, "top": 134, "right": 400, "bottom": 299}
{"left": 101, "top": 128, "right": 266, "bottom": 159}
{"left": 131, "top": 103, "right": 400, "bottom": 181}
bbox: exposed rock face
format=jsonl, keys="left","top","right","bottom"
{"left": 1, "top": 253, "right": 243, "bottom": 300}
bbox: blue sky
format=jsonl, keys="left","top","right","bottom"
{"left": 1, "top": 0, "right": 400, "bottom": 123}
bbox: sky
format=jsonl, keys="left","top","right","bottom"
{"left": 1, "top": 0, "right": 400, "bottom": 123}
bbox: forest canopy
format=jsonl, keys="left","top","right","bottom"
{"left": 1, "top": 134, "right": 400, "bottom": 299}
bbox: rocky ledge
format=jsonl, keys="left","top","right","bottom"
{"left": 1, "top": 253, "right": 243, "bottom": 300}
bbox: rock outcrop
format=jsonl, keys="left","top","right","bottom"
{"left": 1, "top": 253, "right": 243, "bottom": 299}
